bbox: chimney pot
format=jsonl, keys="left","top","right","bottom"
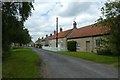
{"left": 50, "top": 33, "right": 52, "bottom": 36}
{"left": 54, "top": 30, "right": 56, "bottom": 34}
{"left": 60, "top": 27, "right": 62, "bottom": 32}
{"left": 73, "top": 21, "right": 77, "bottom": 28}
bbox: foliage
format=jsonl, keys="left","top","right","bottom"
{"left": 97, "top": 1, "right": 120, "bottom": 55}
{"left": 96, "top": 37, "right": 113, "bottom": 55}
{"left": 2, "top": 2, "right": 33, "bottom": 58}
{"left": 36, "top": 44, "right": 42, "bottom": 48}
{"left": 12, "top": 28, "right": 31, "bottom": 46}
{"left": 45, "top": 44, "right": 49, "bottom": 46}
{"left": 67, "top": 41, "right": 77, "bottom": 51}
{"left": 3, "top": 48, "right": 42, "bottom": 78}
{"left": 97, "top": 48, "right": 112, "bottom": 55}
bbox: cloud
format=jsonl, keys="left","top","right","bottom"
{"left": 24, "top": 0, "right": 106, "bottom": 42}
{"left": 58, "top": 2, "right": 101, "bottom": 18}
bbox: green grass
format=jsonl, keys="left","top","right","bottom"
{"left": 3, "top": 48, "right": 42, "bottom": 78}
{"left": 56, "top": 51, "right": 119, "bottom": 67}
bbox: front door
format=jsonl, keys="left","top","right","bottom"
{"left": 86, "top": 41, "right": 90, "bottom": 52}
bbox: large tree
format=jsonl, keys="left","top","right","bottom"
{"left": 97, "top": 1, "right": 120, "bottom": 55}
{"left": 2, "top": 2, "right": 33, "bottom": 54}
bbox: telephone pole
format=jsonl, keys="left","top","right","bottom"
{"left": 56, "top": 17, "right": 58, "bottom": 47}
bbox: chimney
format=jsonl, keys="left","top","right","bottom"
{"left": 50, "top": 33, "right": 52, "bottom": 36}
{"left": 46, "top": 34, "right": 48, "bottom": 37}
{"left": 73, "top": 21, "right": 77, "bottom": 28}
{"left": 60, "top": 27, "right": 62, "bottom": 32}
{"left": 54, "top": 30, "right": 56, "bottom": 34}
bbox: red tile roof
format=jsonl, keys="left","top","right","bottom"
{"left": 35, "top": 38, "right": 41, "bottom": 43}
{"left": 67, "top": 23, "right": 109, "bottom": 39}
{"left": 35, "top": 38, "right": 45, "bottom": 43}
{"left": 49, "top": 29, "right": 72, "bottom": 40}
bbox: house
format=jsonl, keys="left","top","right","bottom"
{"left": 44, "top": 35, "right": 49, "bottom": 46}
{"left": 67, "top": 23, "right": 109, "bottom": 52}
{"left": 36, "top": 21, "right": 109, "bottom": 52}
{"left": 49, "top": 21, "right": 77, "bottom": 51}
{"left": 35, "top": 38, "right": 41, "bottom": 47}
{"left": 35, "top": 37, "right": 45, "bottom": 47}
{"left": 27, "top": 41, "right": 34, "bottom": 47}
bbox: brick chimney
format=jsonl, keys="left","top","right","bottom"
{"left": 46, "top": 34, "right": 48, "bottom": 37}
{"left": 54, "top": 30, "right": 56, "bottom": 34}
{"left": 50, "top": 33, "right": 52, "bottom": 36}
{"left": 73, "top": 21, "right": 77, "bottom": 28}
{"left": 60, "top": 27, "right": 62, "bottom": 32}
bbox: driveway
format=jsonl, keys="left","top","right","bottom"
{"left": 32, "top": 48, "right": 118, "bottom": 78}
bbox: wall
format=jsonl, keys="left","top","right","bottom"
{"left": 49, "top": 38, "right": 67, "bottom": 51}
{"left": 68, "top": 36, "right": 104, "bottom": 53}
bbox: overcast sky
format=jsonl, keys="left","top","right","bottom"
{"left": 24, "top": 0, "right": 107, "bottom": 42}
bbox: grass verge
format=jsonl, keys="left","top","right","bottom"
{"left": 56, "top": 51, "right": 119, "bottom": 67}
{"left": 3, "top": 48, "right": 42, "bottom": 78}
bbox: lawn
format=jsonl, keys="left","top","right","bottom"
{"left": 2, "top": 48, "right": 42, "bottom": 78}
{"left": 56, "top": 51, "right": 119, "bottom": 67}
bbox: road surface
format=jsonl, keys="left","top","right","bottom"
{"left": 33, "top": 48, "right": 118, "bottom": 78}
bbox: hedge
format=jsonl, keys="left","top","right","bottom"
{"left": 67, "top": 41, "right": 77, "bottom": 51}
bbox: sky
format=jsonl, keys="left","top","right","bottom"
{"left": 24, "top": 0, "right": 107, "bottom": 42}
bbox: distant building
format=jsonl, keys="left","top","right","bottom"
{"left": 44, "top": 35, "right": 49, "bottom": 46}
{"left": 27, "top": 41, "right": 34, "bottom": 47}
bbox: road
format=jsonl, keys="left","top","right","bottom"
{"left": 33, "top": 48, "right": 118, "bottom": 78}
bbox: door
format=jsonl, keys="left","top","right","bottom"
{"left": 86, "top": 41, "right": 90, "bottom": 52}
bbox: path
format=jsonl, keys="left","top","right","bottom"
{"left": 33, "top": 48, "right": 118, "bottom": 78}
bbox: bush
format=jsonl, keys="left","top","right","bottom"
{"left": 67, "top": 41, "right": 77, "bottom": 51}
{"left": 45, "top": 44, "right": 49, "bottom": 46}
{"left": 36, "top": 44, "right": 42, "bottom": 48}
{"left": 97, "top": 48, "right": 113, "bottom": 55}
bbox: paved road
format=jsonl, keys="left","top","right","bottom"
{"left": 33, "top": 48, "right": 118, "bottom": 78}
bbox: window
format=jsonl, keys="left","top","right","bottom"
{"left": 77, "top": 43, "right": 80, "bottom": 48}
{"left": 96, "top": 39, "right": 101, "bottom": 47}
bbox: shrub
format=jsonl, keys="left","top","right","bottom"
{"left": 36, "top": 44, "right": 42, "bottom": 48}
{"left": 67, "top": 41, "right": 77, "bottom": 51}
{"left": 96, "top": 38, "right": 117, "bottom": 56}
{"left": 96, "top": 47, "right": 113, "bottom": 55}
{"left": 45, "top": 44, "right": 49, "bottom": 46}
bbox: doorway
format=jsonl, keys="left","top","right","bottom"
{"left": 86, "top": 41, "right": 90, "bottom": 52}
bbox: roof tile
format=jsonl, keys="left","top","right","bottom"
{"left": 49, "top": 29, "right": 72, "bottom": 39}
{"left": 68, "top": 23, "right": 109, "bottom": 39}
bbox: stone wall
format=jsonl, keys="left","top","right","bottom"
{"left": 68, "top": 36, "right": 104, "bottom": 53}
{"left": 49, "top": 38, "right": 67, "bottom": 51}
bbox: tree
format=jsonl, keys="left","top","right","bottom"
{"left": 2, "top": 2, "right": 34, "bottom": 59}
{"left": 12, "top": 28, "right": 31, "bottom": 46}
{"left": 19, "top": 28, "right": 31, "bottom": 46}
{"left": 97, "top": 1, "right": 120, "bottom": 55}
